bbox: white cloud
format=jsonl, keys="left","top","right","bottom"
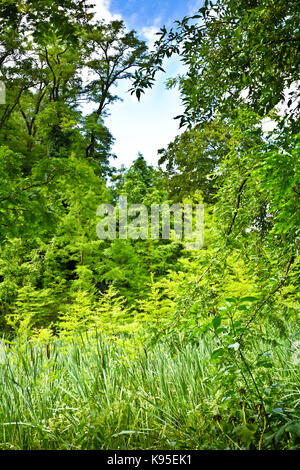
{"left": 92, "top": 0, "right": 121, "bottom": 22}
{"left": 141, "top": 18, "right": 162, "bottom": 48}
{"left": 141, "top": 25, "right": 159, "bottom": 48}
{"left": 261, "top": 117, "right": 277, "bottom": 133}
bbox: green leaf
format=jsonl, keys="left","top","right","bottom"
{"left": 285, "top": 423, "right": 300, "bottom": 438}
{"left": 212, "top": 316, "right": 222, "bottom": 330}
{"left": 235, "top": 424, "right": 257, "bottom": 443}
{"left": 225, "top": 297, "right": 239, "bottom": 304}
{"left": 256, "top": 360, "right": 273, "bottom": 368}
{"left": 240, "top": 297, "right": 259, "bottom": 303}
{"left": 211, "top": 347, "right": 225, "bottom": 359}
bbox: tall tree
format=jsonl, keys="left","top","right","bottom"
{"left": 131, "top": 0, "right": 300, "bottom": 128}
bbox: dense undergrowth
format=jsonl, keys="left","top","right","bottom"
{"left": 0, "top": 326, "right": 299, "bottom": 450}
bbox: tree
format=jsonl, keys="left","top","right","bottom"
{"left": 83, "top": 21, "right": 147, "bottom": 159}
{"left": 0, "top": 2, "right": 152, "bottom": 329}
{"left": 0, "top": 2, "right": 148, "bottom": 173}
{"left": 157, "top": 119, "right": 231, "bottom": 202}
{"left": 131, "top": 0, "right": 300, "bottom": 128}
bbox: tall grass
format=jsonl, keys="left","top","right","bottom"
{"left": 0, "top": 331, "right": 298, "bottom": 450}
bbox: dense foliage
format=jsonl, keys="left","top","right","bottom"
{"left": 0, "top": 0, "right": 299, "bottom": 450}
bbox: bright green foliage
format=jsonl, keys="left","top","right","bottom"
{"left": 58, "top": 290, "right": 94, "bottom": 337}
{"left": 93, "top": 286, "right": 134, "bottom": 335}
{"left": 51, "top": 287, "right": 134, "bottom": 338}
{"left": 7, "top": 286, "right": 57, "bottom": 338}
{"left": 136, "top": 273, "right": 176, "bottom": 331}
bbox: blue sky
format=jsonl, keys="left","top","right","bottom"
{"left": 91, "top": 0, "right": 203, "bottom": 168}
{"left": 108, "top": 0, "right": 201, "bottom": 30}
